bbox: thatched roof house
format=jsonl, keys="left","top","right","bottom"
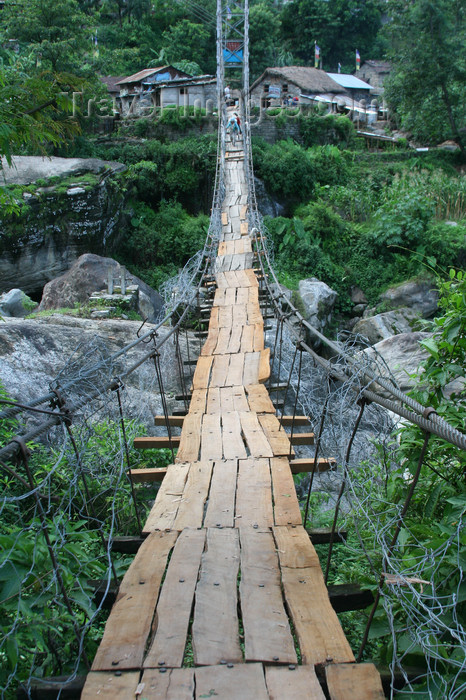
{"left": 250, "top": 66, "right": 346, "bottom": 108}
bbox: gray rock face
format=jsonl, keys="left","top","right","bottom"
{"left": 0, "top": 158, "right": 126, "bottom": 295}
{"left": 380, "top": 280, "right": 439, "bottom": 318}
{"left": 298, "top": 278, "right": 337, "bottom": 334}
{"left": 0, "top": 315, "right": 189, "bottom": 430}
{"left": 254, "top": 176, "right": 284, "bottom": 218}
{"left": 353, "top": 308, "right": 418, "bottom": 345}
{"left": 0, "top": 289, "right": 36, "bottom": 318}
{"left": 39, "top": 254, "right": 164, "bottom": 322}
{"left": 0, "top": 156, "right": 125, "bottom": 186}
{"left": 362, "top": 332, "right": 430, "bottom": 394}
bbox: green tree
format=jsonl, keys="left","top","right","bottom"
{"left": 3, "top": 0, "right": 92, "bottom": 73}
{"left": 161, "top": 20, "right": 214, "bottom": 73}
{"left": 384, "top": 0, "right": 466, "bottom": 152}
{"left": 249, "top": 3, "right": 281, "bottom": 77}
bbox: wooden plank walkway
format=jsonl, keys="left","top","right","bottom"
{"left": 82, "top": 135, "right": 385, "bottom": 699}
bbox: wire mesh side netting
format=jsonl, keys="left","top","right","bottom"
{"left": 0, "top": 325, "right": 192, "bottom": 699}
{"left": 264, "top": 315, "right": 465, "bottom": 699}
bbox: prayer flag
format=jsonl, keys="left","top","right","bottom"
{"left": 356, "top": 49, "right": 361, "bottom": 71}
{"left": 315, "top": 43, "right": 320, "bottom": 69}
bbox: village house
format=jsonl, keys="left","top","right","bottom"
{"left": 114, "top": 66, "right": 217, "bottom": 116}
{"left": 249, "top": 66, "right": 346, "bottom": 110}
{"left": 358, "top": 60, "right": 392, "bottom": 95}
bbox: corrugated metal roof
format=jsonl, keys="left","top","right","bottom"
{"left": 327, "top": 73, "right": 372, "bottom": 90}
{"left": 116, "top": 67, "right": 171, "bottom": 85}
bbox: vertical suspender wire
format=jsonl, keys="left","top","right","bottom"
{"left": 269, "top": 315, "right": 283, "bottom": 392}
{"left": 152, "top": 344, "right": 176, "bottom": 464}
{"left": 175, "top": 328, "right": 190, "bottom": 415}
{"left": 12, "top": 437, "right": 90, "bottom": 671}
{"left": 279, "top": 335, "right": 299, "bottom": 427}
{"left": 357, "top": 431, "right": 431, "bottom": 662}
{"left": 113, "top": 384, "right": 143, "bottom": 538}
{"left": 65, "top": 421, "right": 121, "bottom": 581}
{"left": 324, "top": 398, "right": 367, "bottom": 584}
{"left": 287, "top": 343, "right": 303, "bottom": 456}
{"left": 303, "top": 381, "right": 330, "bottom": 527}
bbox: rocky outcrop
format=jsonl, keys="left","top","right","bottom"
{"left": 298, "top": 278, "right": 337, "bottom": 335}
{"left": 0, "top": 315, "right": 187, "bottom": 428}
{"left": 362, "top": 331, "right": 430, "bottom": 394}
{"left": 379, "top": 279, "right": 439, "bottom": 318}
{"left": 0, "top": 289, "right": 36, "bottom": 318}
{"left": 0, "top": 157, "right": 126, "bottom": 296}
{"left": 352, "top": 308, "right": 419, "bottom": 345}
{"left": 39, "top": 254, "right": 164, "bottom": 322}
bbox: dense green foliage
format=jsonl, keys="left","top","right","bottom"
{"left": 260, "top": 142, "right": 465, "bottom": 308}
{"left": 383, "top": 0, "right": 466, "bottom": 151}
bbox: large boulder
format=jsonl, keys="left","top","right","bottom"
{"left": 39, "top": 254, "right": 164, "bottom": 322}
{"left": 0, "top": 289, "right": 36, "bottom": 318}
{"left": 380, "top": 280, "right": 439, "bottom": 318}
{"left": 362, "top": 331, "right": 430, "bottom": 394}
{"left": 298, "top": 278, "right": 337, "bottom": 334}
{"left": 352, "top": 308, "right": 419, "bottom": 345}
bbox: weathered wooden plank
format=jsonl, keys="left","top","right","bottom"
{"left": 143, "top": 529, "right": 205, "bottom": 668}
{"left": 222, "top": 411, "right": 247, "bottom": 460}
{"left": 240, "top": 323, "right": 255, "bottom": 352}
{"left": 206, "top": 386, "right": 221, "bottom": 414}
{"left": 232, "top": 386, "right": 249, "bottom": 412}
{"left": 143, "top": 463, "right": 191, "bottom": 533}
{"left": 200, "top": 414, "right": 223, "bottom": 461}
{"left": 133, "top": 436, "right": 180, "bottom": 450}
{"left": 192, "top": 355, "right": 213, "bottom": 390}
{"left": 201, "top": 327, "right": 219, "bottom": 356}
{"left": 204, "top": 459, "right": 237, "bottom": 528}
{"left": 91, "top": 531, "right": 178, "bottom": 670}
{"left": 265, "top": 666, "right": 326, "bottom": 700}
{"left": 232, "top": 303, "right": 248, "bottom": 326}
{"left": 176, "top": 413, "right": 202, "bottom": 463}
{"left": 219, "top": 385, "right": 235, "bottom": 412}
{"left": 140, "top": 668, "right": 195, "bottom": 699}
{"left": 195, "top": 664, "right": 269, "bottom": 700}
{"left": 253, "top": 321, "right": 265, "bottom": 351}
{"left": 289, "top": 431, "right": 315, "bottom": 445}
{"left": 273, "top": 526, "right": 355, "bottom": 666}
{"left": 240, "top": 221, "right": 249, "bottom": 235}
{"left": 230, "top": 253, "right": 248, "bottom": 271}
{"left": 326, "top": 663, "right": 385, "bottom": 699}
{"left": 236, "top": 286, "right": 249, "bottom": 305}
{"left": 227, "top": 323, "right": 243, "bottom": 354}
{"left": 209, "top": 306, "right": 220, "bottom": 329}
{"left": 258, "top": 414, "right": 293, "bottom": 457}
{"left": 221, "top": 212, "right": 228, "bottom": 226}
{"left": 226, "top": 352, "right": 245, "bottom": 386}
{"left": 259, "top": 347, "right": 271, "bottom": 383}
{"left": 240, "top": 412, "right": 273, "bottom": 458}
{"left": 242, "top": 351, "right": 260, "bottom": 385}
{"left": 240, "top": 528, "right": 297, "bottom": 663}
{"left": 192, "top": 528, "right": 242, "bottom": 666}
{"left": 173, "top": 461, "right": 213, "bottom": 530}
{"left": 82, "top": 672, "right": 139, "bottom": 699}
{"left": 211, "top": 354, "right": 230, "bottom": 387}
{"left": 236, "top": 458, "right": 273, "bottom": 527}
{"left": 187, "top": 388, "right": 207, "bottom": 414}
{"left": 270, "top": 457, "right": 302, "bottom": 526}
{"left": 213, "top": 288, "right": 226, "bottom": 307}
{"left": 214, "top": 326, "right": 233, "bottom": 355}
{"left": 247, "top": 302, "right": 263, "bottom": 325}
{"left": 245, "top": 268, "right": 259, "bottom": 287}
{"left": 245, "top": 384, "right": 275, "bottom": 414}
{"left": 218, "top": 304, "right": 233, "bottom": 328}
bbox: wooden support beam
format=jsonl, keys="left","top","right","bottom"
{"left": 16, "top": 675, "right": 87, "bottom": 699}
{"left": 288, "top": 431, "right": 315, "bottom": 446}
{"left": 129, "top": 467, "right": 168, "bottom": 483}
{"left": 307, "top": 528, "right": 347, "bottom": 545}
{"left": 279, "top": 415, "right": 310, "bottom": 426}
{"left": 153, "top": 415, "right": 185, "bottom": 427}
{"left": 106, "top": 536, "right": 146, "bottom": 553}
{"left": 289, "top": 457, "right": 336, "bottom": 474}
{"left": 133, "top": 436, "right": 180, "bottom": 449}
{"left": 327, "top": 584, "right": 374, "bottom": 613}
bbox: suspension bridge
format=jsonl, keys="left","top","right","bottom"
{"left": 1, "top": 1, "right": 465, "bottom": 698}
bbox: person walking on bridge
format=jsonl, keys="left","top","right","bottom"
{"left": 226, "top": 114, "right": 240, "bottom": 144}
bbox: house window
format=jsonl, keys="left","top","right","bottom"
{"left": 282, "top": 84, "right": 288, "bottom": 92}
{"left": 180, "top": 88, "right": 187, "bottom": 94}
{"left": 263, "top": 83, "right": 269, "bottom": 93}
